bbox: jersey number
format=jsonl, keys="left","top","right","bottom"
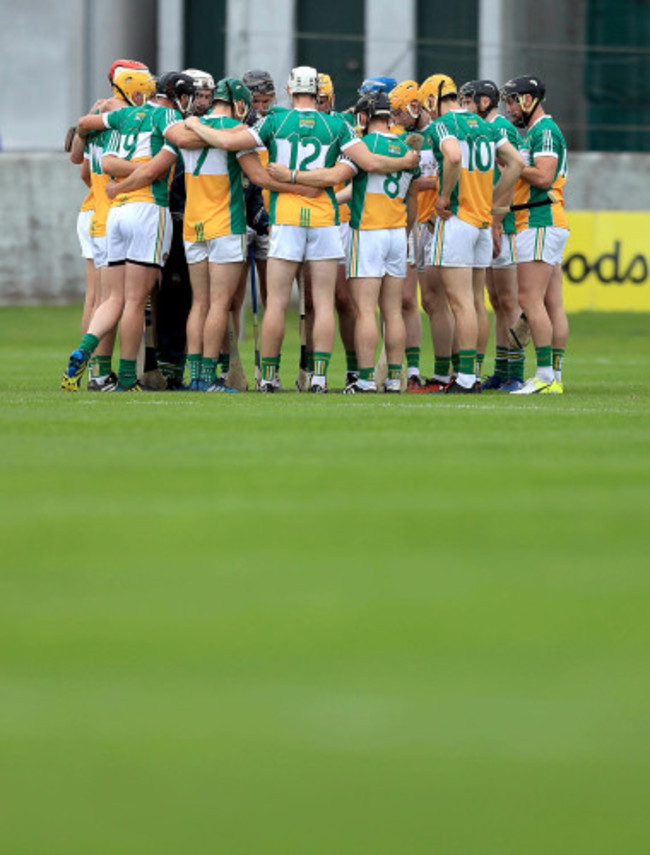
{"left": 467, "top": 136, "right": 494, "bottom": 173}
{"left": 383, "top": 173, "right": 401, "bottom": 199}
{"left": 289, "top": 135, "right": 323, "bottom": 170}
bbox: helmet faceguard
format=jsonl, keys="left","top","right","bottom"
{"left": 155, "top": 72, "right": 197, "bottom": 116}
{"left": 354, "top": 92, "right": 391, "bottom": 133}
{"left": 418, "top": 74, "right": 457, "bottom": 117}
{"left": 213, "top": 77, "right": 253, "bottom": 121}
{"left": 500, "top": 75, "right": 545, "bottom": 127}
{"left": 458, "top": 79, "right": 499, "bottom": 117}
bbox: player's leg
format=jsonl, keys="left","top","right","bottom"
{"left": 440, "top": 266, "right": 477, "bottom": 392}
{"left": 184, "top": 257, "right": 210, "bottom": 389}
{"left": 403, "top": 262, "right": 422, "bottom": 387}
{"left": 335, "top": 263, "right": 357, "bottom": 385}
{"left": 261, "top": 257, "right": 300, "bottom": 388}
{"left": 544, "top": 262, "right": 568, "bottom": 392}
{"left": 485, "top": 265, "right": 521, "bottom": 390}
{"left": 418, "top": 264, "right": 454, "bottom": 391}
{"left": 202, "top": 260, "right": 244, "bottom": 389}
{"left": 380, "top": 274, "right": 407, "bottom": 393}
{"left": 472, "top": 267, "right": 489, "bottom": 386}
{"left": 308, "top": 259, "right": 338, "bottom": 390}
{"left": 116, "top": 261, "right": 159, "bottom": 389}
{"left": 514, "top": 259, "right": 554, "bottom": 391}
{"left": 348, "top": 276, "right": 381, "bottom": 391}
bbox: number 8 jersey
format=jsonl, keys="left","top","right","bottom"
{"left": 427, "top": 110, "right": 506, "bottom": 229}
{"left": 250, "top": 107, "right": 359, "bottom": 227}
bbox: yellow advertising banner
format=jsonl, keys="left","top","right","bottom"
{"left": 562, "top": 212, "right": 650, "bottom": 311}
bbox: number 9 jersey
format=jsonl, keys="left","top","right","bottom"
{"left": 249, "top": 107, "right": 359, "bottom": 227}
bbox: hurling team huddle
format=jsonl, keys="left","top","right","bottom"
{"left": 63, "top": 58, "right": 569, "bottom": 396}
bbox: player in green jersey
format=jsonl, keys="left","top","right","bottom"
{"left": 183, "top": 65, "right": 419, "bottom": 393}
{"left": 459, "top": 79, "right": 525, "bottom": 391}
{"left": 423, "top": 74, "right": 523, "bottom": 394}
{"left": 501, "top": 75, "right": 569, "bottom": 395}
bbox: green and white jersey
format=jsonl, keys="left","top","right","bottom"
{"left": 102, "top": 103, "right": 182, "bottom": 207}
{"left": 87, "top": 127, "right": 114, "bottom": 236}
{"left": 489, "top": 113, "right": 522, "bottom": 235}
{"left": 429, "top": 109, "right": 504, "bottom": 228}
{"left": 514, "top": 115, "right": 569, "bottom": 231}
{"left": 250, "top": 107, "right": 359, "bottom": 226}
{"left": 347, "top": 132, "right": 419, "bottom": 230}
{"left": 180, "top": 115, "right": 247, "bottom": 241}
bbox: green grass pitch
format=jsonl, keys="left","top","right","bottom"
{"left": 1, "top": 306, "right": 649, "bottom": 853}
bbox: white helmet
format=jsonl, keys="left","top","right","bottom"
{"left": 288, "top": 66, "right": 319, "bottom": 96}
{"left": 182, "top": 68, "right": 215, "bottom": 91}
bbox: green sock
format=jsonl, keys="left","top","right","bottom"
{"left": 405, "top": 347, "right": 420, "bottom": 371}
{"left": 79, "top": 333, "right": 99, "bottom": 358}
{"left": 552, "top": 347, "right": 565, "bottom": 380}
{"left": 218, "top": 352, "right": 230, "bottom": 374}
{"left": 475, "top": 352, "right": 485, "bottom": 377}
{"left": 452, "top": 352, "right": 460, "bottom": 374}
{"left": 495, "top": 346, "right": 508, "bottom": 380}
{"left": 187, "top": 353, "right": 202, "bottom": 382}
{"left": 201, "top": 357, "right": 218, "bottom": 385}
{"left": 359, "top": 367, "right": 374, "bottom": 381}
{"left": 508, "top": 347, "right": 525, "bottom": 381}
{"left": 118, "top": 358, "right": 137, "bottom": 387}
{"left": 458, "top": 349, "right": 476, "bottom": 376}
{"left": 307, "top": 351, "right": 314, "bottom": 373}
{"left": 313, "top": 351, "right": 331, "bottom": 378}
{"left": 388, "top": 364, "right": 401, "bottom": 381}
{"left": 434, "top": 355, "right": 451, "bottom": 378}
{"left": 345, "top": 350, "right": 358, "bottom": 373}
{"left": 261, "top": 356, "right": 279, "bottom": 382}
{"left": 536, "top": 345, "right": 552, "bottom": 369}
{"left": 95, "top": 356, "right": 112, "bottom": 378}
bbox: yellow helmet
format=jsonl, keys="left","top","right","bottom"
{"left": 419, "top": 74, "right": 457, "bottom": 114}
{"left": 389, "top": 80, "right": 420, "bottom": 120}
{"left": 112, "top": 66, "right": 156, "bottom": 106}
{"left": 318, "top": 73, "right": 335, "bottom": 110}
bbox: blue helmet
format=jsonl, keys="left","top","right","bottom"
{"left": 359, "top": 76, "right": 397, "bottom": 95}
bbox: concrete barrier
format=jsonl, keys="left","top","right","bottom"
{"left": 1, "top": 151, "right": 649, "bottom": 305}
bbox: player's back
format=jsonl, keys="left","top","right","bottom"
{"left": 349, "top": 132, "right": 416, "bottom": 230}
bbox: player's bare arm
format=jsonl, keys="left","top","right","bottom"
{"left": 267, "top": 160, "right": 355, "bottom": 188}
{"left": 346, "top": 140, "right": 419, "bottom": 174}
{"left": 164, "top": 123, "right": 207, "bottom": 150}
{"left": 104, "top": 149, "right": 177, "bottom": 199}
{"left": 238, "top": 152, "right": 320, "bottom": 198}
{"left": 184, "top": 116, "right": 257, "bottom": 151}
{"left": 521, "top": 154, "right": 558, "bottom": 189}
{"left": 406, "top": 184, "right": 418, "bottom": 233}
{"left": 434, "top": 137, "right": 462, "bottom": 219}
{"left": 101, "top": 155, "right": 139, "bottom": 179}
{"left": 335, "top": 184, "right": 352, "bottom": 205}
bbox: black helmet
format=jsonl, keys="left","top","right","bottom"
{"left": 156, "top": 71, "right": 197, "bottom": 115}
{"left": 242, "top": 69, "right": 275, "bottom": 95}
{"left": 459, "top": 79, "right": 499, "bottom": 113}
{"left": 500, "top": 74, "right": 545, "bottom": 102}
{"left": 355, "top": 91, "right": 392, "bottom": 120}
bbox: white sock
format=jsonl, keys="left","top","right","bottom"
{"left": 407, "top": 366, "right": 419, "bottom": 378}
{"left": 311, "top": 374, "right": 326, "bottom": 388}
{"left": 456, "top": 372, "right": 475, "bottom": 389}
{"left": 554, "top": 370, "right": 562, "bottom": 382}
{"left": 537, "top": 366, "right": 554, "bottom": 383}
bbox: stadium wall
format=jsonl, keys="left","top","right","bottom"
{"left": 0, "top": 153, "right": 649, "bottom": 307}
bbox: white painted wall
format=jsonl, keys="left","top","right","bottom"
{"left": 226, "top": 0, "right": 295, "bottom": 105}
{"left": 365, "top": 0, "right": 416, "bottom": 82}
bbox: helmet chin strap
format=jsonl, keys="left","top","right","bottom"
{"left": 518, "top": 94, "right": 540, "bottom": 127}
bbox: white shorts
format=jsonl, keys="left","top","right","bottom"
{"left": 77, "top": 210, "right": 93, "bottom": 260}
{"left": 89, "top": 235, "right": 108, "bottom": 268}
{"left": 430, "top": 215, "right": 492, "bottom": 268}
{"left": 515, "top": 227, "right": 570, "bottom": 265}
{"left": 347, "top": 228, "right": 407, "bottom": 279}
{"left": 339, "top": 221, "right": 351, "bottom": 266}
{"left": 246, "top": 225, "right": 269, "bottom": 260}
{"left": 269, "top": 224, "right": 344, "bottom": 262}
{"left": 106, "top": 202, "right": 172, "bottom": 267}
{"left": 492, "top": 232, "right": 517, "bottom": 269}
{"left": 184, "top": 233, "right": 247, "bottom": 265}
{"left": 416, "top": 222, "right": 434, "bottom": 272}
